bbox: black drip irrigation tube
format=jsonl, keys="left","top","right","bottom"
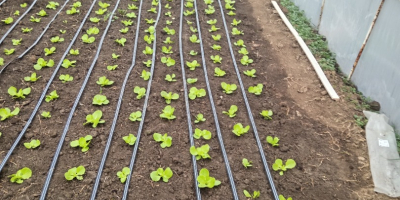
{"left": 178, "top": 0, "right": 201, "bottom": 199}
{"left": 39, "top": 0, "right": 122, "bottom": 199}
{"left": 216, "top": 0, "right": 279, "bottom": 199}
{"left": 0, "top": 0, "right": 71, "bottom": 75}
{"left": 121, "top": 2, "right": 162, "bottom": 200}
{"left": 0, "top": 0, "right": 100, "bottom": 173}
{"left": 193, "top": 0, "right": 239, "bottom": 199}
{"left": 0, "top": 0, "right": 39, "bottom": 45}
{"left": 89, "top": 0, "right": 145, "bottom": 198}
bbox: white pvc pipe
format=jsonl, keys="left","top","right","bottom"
{"left": 271, "top": 1, "right": 340, "bottom": 100}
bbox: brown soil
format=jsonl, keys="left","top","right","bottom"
{"left": 0, "top": 0, "right": 392, "bottom": 199}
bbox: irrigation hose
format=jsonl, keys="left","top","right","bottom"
{"left": 0, "top": 0, "right": 7, "bottom": 7}
{"left": 0, "top": 0, "right": 39, "bottom": 45}
{"left": 0, "top": 0, "right": 100, "bottom": 174}
{"left": 216, "top": 0, "right": 279, "bottom": 199}
{"left": 193, "top": 0, "right": 239, "bottom": 199}
{"left": 89, "top": 0, "right": 145, "bottom": 198}
{"left": 178, "top": 0, "right": 202, "bottom": 198}
{"left": 39, "top": 0, "right": 123, "bottom": 199}
{"left": 0, "top": 0, "right": 71, "bottom": 75}
{"left": 122, "top": 2, "right": 162, "bottom": 200}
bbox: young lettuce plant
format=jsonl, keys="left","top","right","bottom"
{"left": 22, "top": 27, "right": 33, "bottom": 33}
{"left": 50, "top": 36, "right": 64, "bottom": 43}
{"left": 92, "top": 94, "right": 109, "bottom": 105}
{"left": 140, "top": 70, "right": 150, "bottom": 81}
{"left": 128, "top": 4, "right": 138, "bottom": 10}
{"left": 189, "top": 87, "right": 206, "bottom": 100}
{"left": 214, "top": 67, "right": 226, "bottom": 77}
{"left": 4, "top": 48, "right": 15, "bottom": 55}
{"left": 209, "top": 25, "right": 220, "bottom": 32}
{"left": 12, "top": 38, "right": 22, "bottom": 46}
{"left": 194, "top": 128, "right": 211, "bottom": 140}
{"left": 161, "top": 56, "right": 175, "bottom": 67}
{"left": 120, "top": 27, "right": 129, "bottom": 33}
{"left": 150, "top": 167, "right": 173, "bottom": 182}
{"left": 197, "top": 168, "right": 221, "bottom": 188}
{"left": 30, "top": 16, "right": 41, "bottom": 23}
{"left": 244, "top": 69, "right": 256, "bottom": 77}
{"left": 187, "top": 78, "right": 197, "bottom": 84}
{"left": 45, "top": 90, "right": 59, "bottom": 102}
{"left": 260, "top": 110, "right": 273, "bottom": 120}
{"left": 70, "top": 135, "right": 93, "bottom": 152}
{"left": 24, "top": 139, "right": 41, "bottom": 149}
{"left": 99, "top": 1, "right": 110, "bottom": 8}
{"left": 65, "top": 166, "right": 85, "bottom": 180}
{"left": 212, "top": 34, "right": 221, "bottom": 41}
{"left": 225, "top": 3, "right": 235, "bottom": 10}
{"left": 165, "top": 74, "right": 176, "bottom": 82}
{"left": 231, "top": 18, "right": 241, "bottom": 26}
{"left": 97, "top": 76, "right": 114, "bottom": 87}
{"left": 241, "top": 55, "right": 253, "bottom": 66}
{"left": 204, "top": 0, "right": 214, "bottom": 4}
{"left": 279, "top": 195, "right": 293, "bottom": 200}
{"left": 95, "top": 8, "right": 107, "bottom": 15}
{"left": 163, "top": 27, "right": 175, "bottom": 35}
{"left": 232, "top": 123, "right": 250, "bottom": 136}
{"left": 221, "top": 82, "right": 237, "bottom": 94}
{"left": 222, "top": 105, "right": 237, "bottom": 118}
{"left": 129, "top": 111, "right": 142, "bottom": 122}
{"left": 59, "top": 74, "right": 73, "bottom": 83}
{"left": 232, "top": 28, "right": 244, "bottom": 35}
{"left": 66, "top": 7, "right": 79, "bottom": 15}
{"left": 117, "top": 167, "right": 131, "bottom": 183}
{"left": 115, "top": 38, "right": 127, "bottom": 46}
{"left": 107, "top": 65, "right": 118, "bottom": 70}
{"left": 87, "top": 27, "right": 100, "bottom": 35}
{"left": 144, "top": 34, "right": 155, "bottom": 44}
{"left": 266, "top": 136, "right": 279, "bottom": 147}
{"left": 272, "top": 159, "right": 296, "bottom": 175}
{"left": 147, "top": 7, "right": 157, "bottom": 13}
{"left": 21, "top": 3, "right": 28, "bottom": 8}
{"left": 244, "top": 190, "right": 260, "bottom": 199}
{"left": 143, "top": 46, "right": 153, "bottom": 55}
{"left": 123, "top": 134, "right": 137, "bottom": 145}
{"left": 211, "top": 44, "right": 221, "bottom": 51}
{"left": 242, "top": 158, "right": 252, "bottom": 168}
{"left": 210, "top": 55, "right": 222, "bottom": 63}
{"left": 190, "top": 26, "right": 198, "bottom": 33}
{"left": 44, "top": 47, "right": 56, "bottom": 56}
{"left": 0, "top": 107, "right": 20, "bottom": 121}
{"left": 46, "top": 1, "right": 59, "bottom": 9}
{"left": 0, "top": 57, "right": 3, "bottom": 66}
{"left": 160, "top": 105, "right": 176, "bottom": 120}
{"left": 190, "top": 35, "right": 200, "bottom": 43}
{"left": 24, "top": 72, "right": 41, "bottom": 82}
{"left": 234, "top": 39, "right": 246, "bottom": 47}
{"left": 162, "top": 46, "right": 173, "bottom": 54}
{"left": 165, "top": 11, "right": 172, "bottom": 17}
{"left": 34, "top": 58, "right": 54, "bottom": 70}
{"left": 189, "top": 50, "right": 198, "bottom": 56}
{"left": 9, "top": 167, "right": 32, "bottom": 184}
{"left": 41, "top": 111, "right": 51, "bottom": 118}
{"left": 126, "top": 12, "right": 137, "bottom": 18}
{"left": 2, "top": 17, "right": 13, "bottom": 24}
{"left": 190, "top": 144, "right": 211, "bottom": 160}
{"left": 112, "top": 53, "right": 120, "bottom": 59}
{"left": 8, "top": 87, "right": 31, "bottom": 99}
{"left": 163, "top": 37, "right": 173, "bottom": 44}
{"left": 160, "top": 91, "right": 179, "bottom": 104}
{"left": 90, "top": 17, "right": 100, "bottom": 23}
{"left": 228, "top": 11, "right": 236, "bottom": 16}
{"left": 165, "top": 3, "right": 172, "bottom": 9}
{"left": 186, "top": 60, "right": 200, "bottom": 70}
{"left": 62, "top": 59, "right": 76, "bottom": 68}
{"left": 194, "top": 113, "right": 205, "bottom": 123}
{"left": 183, "top": 9, "right": 195, "bottom": 16}
{"left": 153, "top": 133, "right": 172, "bottom": 148}
{"left": 248, "top": 84, "right": 263, "bottom": 95}
{"left": 207, "top": 19, "right": 217, "bottom": 25}
{"left": 82, "top": 34, "right": 95, "bottom": 44}
{"left": 238, "top": 48, "right": 249, "bottom": 55}
{"left": 205, "top": 5, "right": 215, "bottom": 14}
{"left": 134, "top": 86, "right": 146, "bottom": 99}
{"left": 84, "top": 110, "right": 105, "bottom": 128}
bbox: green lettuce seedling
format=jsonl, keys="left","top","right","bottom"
{"left": 141, "top": 70, "right": 150, "bottom": 81}
{"left": 37, "top": 10, "right": 47, "bottom": 17}
{"left": 266, "top": 136, "right": 279, "bottom": 147}
{"left": 244, "top": 190, "right": 260, "bottom": 199}
{"left": 212, "top": 34, "right": 221, "bottom": 41}
{"left": 242, "top": 158, "right": 252, "bottom": 168}
{"left": 197, "top": 168, "right": 221, "bottom": 188}
{"left": 165, "top": 3, "right": 172, "bottom": 9}
{"left": 4, "top": 48, "right": 15, "bottom": 55}
{"left": 41, "top": 111, "right": 51, "bottom": 118}
{"left": 123, "top": 134, "right": 137, "bottom": 145}
{"left": 232, "top": 28, "right": 243, "bottom": 35}
{"left": 162, "top": 46, "right": 173, "bottom": 54}
{"left": 45, "top": 90, "right": 59, "bottom": 102}
{"left": 0, "top": 57, "right": 3, "bottom": 66}
{"left": 95, "top": 8, "right": 107, "bottom": 15}
{"left": 147, "top": 7, "right": 157, "bottom": 13}
{"left": 221, "top": 82, "right": 237, "bottom": 94}
{"left": 248, "top": 84, "right": 263, "bottom": 95}
{"left": 144, "top": 34, "right": 155, "bottom": 44}
{"left": 59, "top": 74, "right": 73, "bottom": 83}
{"left": 145, "top": 18, "right": 155, "bottom": 24}
{"left": 129, "top": 111, "right": 142, "bottom": 122}
{"left": 46, "top": 1, "right": 59, "bottom": 9}
{"left": 185, "top": 2, "right": 194, "bottom": 7}
{"left": 190, "top": 35, "right": 200, "bottom": 43}
{"left": 161, "top": 56, "right": 175, "bottom": 67}
{"left": 205, "top": 5, "right": 215, "bottom": 14}
{"left": 12, "top": 38, "right": 22, "bottom": 46}
{"left": 44, "top": 47, "right": 56, "bottom": 56}
{"left": 194, "top": 113, "right": 205, "bottom": 123}
{"left": 164, "top": 37, "right": 173, "bottom": 44}
{"left": 232, "top": 123, "right": 250, "bottom": 136}
{"left": 189, "top": 50, "right": 198, "bottom": 56}
{"left": 122, "top": 20, "right": 134, "bottom": 26}
{"left": 234, "top": 39, "right": 245, "bottom": 47}
{"left": 62, "top": 59, "right": 77, "bottom": 69}
{"left": 73, "top": 2, "right": 82, "bottom": 8}
{"left": 194, "top": 128, "right": 211, "bottom": 140}
{"left": 65, "top": 166, "right": 85, "bottom": 180}
{"left": 0, "top": 107, "right": 20, "bottom": 121}
{"left": 211, "top": 44, "right": 221, "bottom": 51}
{"left": 93, "top": 94, "right": 109, "bottom": 105}
{"left": 150, "top": 167, "right": 173, "bottom": 182}
{"left": 2, "top": 17, "right": 13, "bottom": 24}
{"left": 15, "top": 10, "right": 20, "bottom": 16}
{"left": 165, "top": 74, "right": 176, "bottom": 82}
{"left": 231, "top": 18, "right": 241, "bottom": 26}
{"left": 71, "top": 135, "right": 92, "bottom": 152}
{"left": 225, "top": 3, "right": 235, "bottom": 10}
{"left": 24, "top": 139, "right": 41, "bottom": 149}
{"left": 66, "top": 7, "right": 79, "bottom": 15}
{"left": 134, "top": 86, "right": 146, "bottom": 99}
{"left": 189, "top": 87, "right": 206, "bottom": 100}
{"left": 112, "top": 53, "right": 120, "bottom": 59}
{"left": 222, "top": 105, "right": 237, "bottom": 118}
{"left": 204, "top": 0, "right": 214, "bottom": 4}
{"left": 84, "top": 110, "right": 105, "bottom": 128}
{"left": 87, "top": 27, "right": 100, "bottom": 35}
{"left": 128, "top": 4, "right": 138, "bottom": 10}
{"left": 228, "top": 11, "right": 236, "bottom": 16}
{"left": 99, "top": 1, "right": 110, "bottom": 8}
{"left": 34, "top": 58, "right": 54, "bottom": 70}
{"left": 107, "top": 65, "right": 118, "bottom": 70}
{"left": 97, "top": 76, "right": 114, "bottom": 87}
{"left": 165, "top": 11, "right": 172, "bottom": 17}
{"left": 82, "top": 34, "right": 95, "bottom": 43}
{"left": 30, "top": 16, "right": 41, "bottom": 23}
{"left": 207, "top": 19, "right": 217, "bottom": 25}
{"left": 241, "top": 55, "right": 253, "bottom": 66}
{"left": 163, "top": 27, "right": 175, "bottom": 35}
{"left": 166, "top": 20, "right": 172, "bottom": 26}
{"left": 279, "top": 195, "right": 292, "bottom": 200}
{"left": 260, "top": 110, "right": 273, "bottom": 120}
{"left": 126, "top": 12, "right": 137, "bottom": 18}
{"left": 214, "top": 67, "right": 226, "bottom": 77}
{"left": 120, "top": 27, "right": 129, "bottom": 34}
{"left": 161, "top": 91, "right": 179, "bottom": 104}
{"left": 90, "top": 17, "right": 100, "bottom": 23}
{"left": 22, "top": 27, "right": 33, "bottom": 33}
{"left": 145, "top": 26, "right": 155, "bottom": 34}
{"left": 8, "top": 87, "right": 31, "bottom": 99}
{"left": 209, "top": 25, "right": 220, "bottom": 32}
{"left": 238, "top": 48, "right": 249, "bottom": 55}
{"left": 190, "top": 144, "right": 210, "bottom": 160}
{"left": 183, "top": 9, "right": 195, "bottom": 16}
{"left": 211, "top": 55, "right": 222, "bottom": 64}
{"left": 115, "top": 38, "right": 127, "bottom": 46}
{"left": 190, "top": 26, "right": 198, "bottom": 33}
{"left": 273, "top": 159, "right": 296, "bottom": 175}
{"left": 143, "top": 46, "right": 153, "bottom": 55}
{"left": 153, "top": 133, "right": 172, "bottom": 148}
{"left": 24, "top": 72, "right": 41, "bottom": 82}
{"left": 187, "top": 78, "right": 197, "bottom": 84}
{"left": 186, "top": 60, "right": 200, "bottom": 70}
{"left": 9, "top": 167, "right": 32, "bottom": 184}
{"left": 244, "top": 69, "right": 256, "bottom": 77}
{"left": 117, "top": 167, "right": 131, "bottom": 183}
{"left": 21, "top": 3, "right": 28, "bottom": 7}
{"left": 160, "top": 105, "right": 176, "bottom": 120}
{"left": 70, "top": 49, "right": 79, "bottom": 55}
